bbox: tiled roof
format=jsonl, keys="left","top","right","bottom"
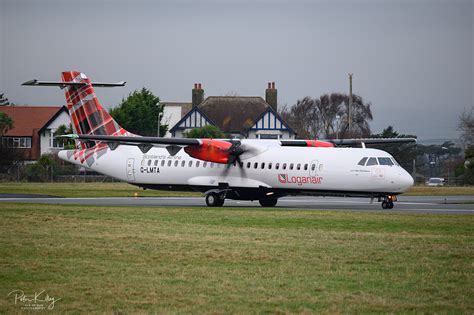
{"left": 197, "top": 96, "right": 270, "bottom": 133}
{"left": 0, "top": 106, "right": 67, "bottom": 136}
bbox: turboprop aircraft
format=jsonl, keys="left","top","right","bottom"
{"left": 23, "top": 71, "right": 415, "bottom": 209}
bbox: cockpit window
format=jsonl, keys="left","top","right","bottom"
{"left": 366, "top": 157, "right": 378, "bottom": 166}
{"left": 358, "top": 157, "right": 368, "bottom": 166}
{"left": 391, "top": 158, "right": 400, "bottom": 166}
{"left": 378, "top": 157, "right": 394, "bottom": 166}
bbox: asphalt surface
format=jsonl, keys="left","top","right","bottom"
{"left": 0, "top": 194, "right": 473, "bottom": 214}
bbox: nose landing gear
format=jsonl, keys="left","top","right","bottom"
{"left": 380, "top": 195, "right": 396, "bottom": 209}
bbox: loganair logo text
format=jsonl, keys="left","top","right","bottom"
{"left": 278, "top": 174, "right": 323, "bottom": 186}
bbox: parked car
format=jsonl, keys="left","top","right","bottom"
{"left": 425, "top": 177, "right": 445, "bottom": 187}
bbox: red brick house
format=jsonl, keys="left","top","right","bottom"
{"left": 0, "top": 106, "right": 70, "bottom": 161}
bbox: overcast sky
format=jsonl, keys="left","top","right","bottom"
{"left": 1, "top": 0, "right": 472, "bottom": 141}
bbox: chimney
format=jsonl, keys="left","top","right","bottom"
{"left": 265, "top": 81, "right": 278, "bottom": 111}
{"left": 192, "top": 83, "right": 204, "bottom": 107}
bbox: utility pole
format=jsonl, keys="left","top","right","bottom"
{"left": 348, "top": 73, "right": 353, "bottom": 137}
{"left": 157, "top": 103, "right": 161, "bottom": 137}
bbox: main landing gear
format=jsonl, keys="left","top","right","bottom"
{"left": 380, "top": 195, "right": 396, "bottom": 209}
{"left": 259, "top": 198, "right": 278, "bottom": 207}
{"left": 205, "top": 192, "right": 225, "bottom": 207}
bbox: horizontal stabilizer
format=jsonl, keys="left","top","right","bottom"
{"left": 22, "top": 79, "right": 126, "bottom": 88}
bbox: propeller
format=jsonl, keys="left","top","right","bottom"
{"left": 222, "top": 140, "right": 247, "bottom": 178}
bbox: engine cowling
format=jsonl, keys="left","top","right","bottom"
{"left": 305, "top": 140, "right": 335, "bottom": 147}
{"left": 184, "top": 139, "right": 233, "bottom": 164}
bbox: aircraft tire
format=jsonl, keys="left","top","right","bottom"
{"left": 206, "top": 192, "right": 224, "bottom": 207}
{"left": 259, "top": 198, "right": 278, "bottom": 207}
{"left": 381, "top": 201, "right": 389, "bottom": 209}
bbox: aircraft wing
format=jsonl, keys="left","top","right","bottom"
{"left": 280, "top": 138, "right": 417, "bottom": 147}
{"left": 70, "top": 134, "right": 200, "bottom": 146}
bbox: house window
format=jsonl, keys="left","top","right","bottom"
{"left": 2, "top": 137, "right": 32, "bottom": 148}
{"left": 49, "top": 130, "right": 63, "bottom": 149}
{"left": 259, "top": 134, "right": 279, "bottom": 140}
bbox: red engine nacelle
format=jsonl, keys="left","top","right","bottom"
{"left": 305, "top": 140, "right": 335, "bottom": 147}
{"left": 184, "top": 139, "right": 233, "bottom": 164}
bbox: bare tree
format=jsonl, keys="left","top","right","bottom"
{"left": 281, "top": 93, "right": 373, "bottom": 139}
{"left": 0, "top": 92, "right": 10, "bottom": 106}
{"left": 459, "top": 107, "right": 474, "bottom": 147}
{"left": 280, "top": 97, "right": 320, "bottom": 139}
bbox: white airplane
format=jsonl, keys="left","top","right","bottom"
{"left": 23, "top": 71, "right": 415, "bottom": 209}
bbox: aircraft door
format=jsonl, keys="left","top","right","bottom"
{"left": 309, "top": 160, "right": 319, "bottom": 176}
{"left": 126, "top": 158, "right": 136, "bottom": 181}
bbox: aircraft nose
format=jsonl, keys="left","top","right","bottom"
{"left": 399, "top": 171, "right": 414, "bottom": 192}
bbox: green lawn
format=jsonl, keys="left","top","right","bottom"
{"left": 0, "top": 203, "right": 472, "bottom": 313}
{"left": 0, "top": 182, "right": 199, "bottom": 198}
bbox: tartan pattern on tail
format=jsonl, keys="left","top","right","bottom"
{"left": 61, "top": 71, "right": 132, "bottom": 162}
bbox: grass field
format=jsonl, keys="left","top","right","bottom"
{"left": 0, "top": 182, "right": 473, "bottom": 198}
{"left": 0, "top": 182, "right": 199, "bottom": 198}
{"left": 0, "top": 203, "right": 472, "bottom": 313}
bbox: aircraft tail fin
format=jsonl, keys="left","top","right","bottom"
{"left": 60, "top": 71, "right": 130, "bottom": 143}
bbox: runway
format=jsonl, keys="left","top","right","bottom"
{"left": 0, "top": 194, "right": 473, "bottom": 214}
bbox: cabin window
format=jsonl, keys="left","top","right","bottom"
{"left": 366, "top": 157, "right": 378, "bottom": 166}
{"left": 210, "top": 163, "right": 214, "bottom": 168}
{"left": 289, "top": 163, "right": 294, "bottom": 170}
{"left": 161, "top": 160, "right": 165, "bottom": 167}
{"left": 181, "top": 160, "right": 185, "bottom": 167}
{"left": 268, "top": 163, "right": 272, "bottom": 169}
{"left": 174, "top": 160, "right": 178, "bottom": 167}
{"left": 203, "top": 162, "right": 207, "bottom": 168}
{"left": 275, "top": 163, "right": 280, "bottom": 170}
{"left": 296, "top": 163, "right": 301, "bottom": 170}
{"left": 358, "top": 157, "right": 368, "bottom": 166}
{"left": 148, "top": 160, "right": 152, "bottom": 166}
{"left": 283, "top": 163, "right": 287, "bottom": 170}
{"left": 154, "top": 160, "right": 158, "bottom": 166}
{"left": 196, "top": 161, "right": 200, "bottom": 167}
{"left": 188, "top": 161, "right": 193, "bottom": 167}
{"left": 319, "top": 164, "right": 324, "bottom": 171}
{"left": 378, "top": 157, "right": 394, "bottom": 166}
{"left": 304, "top": 164, "right": 308, "bottom": 171}
{"left": 254, "top": 162, "right": 258, "bottom": 169}
{"left": 247, "top": 162, "right": 251, "bottom": 168}
{"left": 261, "top": 163, "right": 265, "bottom": 169}
{"left": 311, "top": 164, "right": 316, "bottom": 171}
{"left": 167, "top": 160, "right": 172, "bottom": 167}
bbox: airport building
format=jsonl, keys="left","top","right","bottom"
{"left": 162, "top": 82, "right": 296, "bottom": 139}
